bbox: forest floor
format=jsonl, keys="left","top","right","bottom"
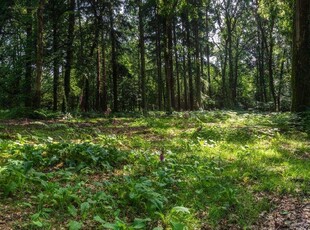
{"left": 0, "top": 111, "right": 309, "bottom": 229}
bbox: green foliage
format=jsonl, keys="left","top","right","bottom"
{"left": 0, "top": 107, "right": 61, "bottom": 120}
{"left": 0, "top": 112, "right": 308, "bottom": 228}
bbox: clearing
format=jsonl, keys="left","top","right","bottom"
{"left": 0, "top": 111, "right": 309, "bottom": 229}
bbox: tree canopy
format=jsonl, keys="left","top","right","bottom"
{"left": 0, "top": 0, "right": 308, "bottom": 112}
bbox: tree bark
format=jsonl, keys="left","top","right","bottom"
{"left": 25, "top": 2, "right": 33, "bottom": 108}
{"left": 64, "top": 0, "right": 75, "bottom": 111}
{"left": 292, "top": 0, "right": 310, "bottom": 112}
{"left": 139, "top": 0, "right": 147, "bottom": 113}
{"left": 194, "top": 15, "right": 201, "bottom": 109}
{"left": 156, "top": 10, "right": 163, "bottom": 111}
{"left": 101, "top": 35, "right": 108, "bottom": 112}
{"left": 206, "top": 2, "right": 212, "bottom": 98}
{"left": 173, "top": 20, "right": 181, "bottom": 111}
{"left": 109, "top": 3, "right": 118, "bottom": 112}
{"left": 52, "top": 2, "right": 60, "bottom": 111}
{"left": 96, "top": 47, "right": 101, "bottom": 111}
{"left": 33, "top": 0, "right": 45, "bottom": 109}
{"left": 185, "top": 12, "right": 194, "bottom": 110}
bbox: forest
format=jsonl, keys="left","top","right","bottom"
{"left": 0, "top": 0, "right": 309, "bottom": 229}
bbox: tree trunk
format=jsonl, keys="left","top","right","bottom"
{"left": 64, "top": 0, "right": 75, "bottom": 111}
{"left": 96, "top": 47, "right": 101, "bottom": 111}
{"left": 168, "top": 20, "right": 175, "bottom": 110}
{"left": 227, "top": 19, "right": 235, "bottom": 107}
{"left": 194, "top": 16, "right": 201, "bottom": 109}
{"left": 101, "top": 36, "right": 108, "bottom": 112}
{"left": 33, "top": 0, "right": 45, "bottom": 109}
{"left": 292, "top": 0, "right": 310, "bottom": 112}
{"left": 109, "top": 4, "right": 118, "bottom": 112}
{"left": 52, "top": 3, "right": 59, "bottom": 111}
{"left": 25, "top": 3, "right": 33, "bottom": 108}
{"left": 185, "top": 13, "right": 194, "bottom": 110}
{"left": 139, "top": 0, "right": 147, "bottom": 113}
{"left": 277, "top": 53, "right": 285, "bottom": 112}
{"left": 268, "top": 18, "right": 277, "bottom": 110}
{"left": 156, "top": 11, "right": 163, "bottom": 111}
{"left": 173, "top": 20, "right": 181, "bottom": 111}
{"left": 163, "top": 16, "right": 172, "bottom": 113}
{"left": 206, "top": 1, "right": 212, "bottom": 98}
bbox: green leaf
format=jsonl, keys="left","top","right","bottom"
{"left": 80, "top": 202, "right": 90, "bottom": 214}
{"left": 133, "top": 218, "right": 151, "bottom": 229}
{"left": 68, "top": 220, "right": 83, "bottom": 230}
{"left": 32, "top": 220, "right": 43, "bottom": 227}
{"left": 102, "top": 222, "right": 117, "bottom": 229}
{"left": 170, "top": 221, "right": 186, "bottom": 230}
{"left": 94, "top": 215, "right": 105, "bottom": 224}
{"left": 68, "top": 205, "right": 78, "bottom": 217}
{"left": 171, "top": 206, "right": 190, "bottom": 214}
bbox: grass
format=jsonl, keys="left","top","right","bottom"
{"left": 0, "top": 111, "right": 309, "bottom": 229}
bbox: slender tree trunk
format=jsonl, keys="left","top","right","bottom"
{"left": 292, "top": 0, "right": 310, "bottom": 112}
{"left": 101, "top": 35, "right": 108, "bottom": 112}
{"left": 96, "top": 47, "right": 101, "bottom": 111}
{"left": 260, "top": 32, "right": 267, "bottom": 102}
{"left": 268, "top": 18, "right": 277, "bottom": 110}
{"left": 173, "top": 20, "right": 181, "bottom": 111}
{"left": 33, "top": 0, "right": 45, "bottom": 109}
{"left": 233, "top": 40, "right": 240, "bottom": 102}
{"left": 221, "top": 39, "right": 228, "bottom": 106}
{"left": 139, "top": 0, "right": 147, "bottom": 113}
{"left": 25, "top": 3, "right": 33, "bottom": 108}
{"left": 227, "top": 20, "right": 235, "bottom": 107}
{"left": 168, "top": 20, "right": 175, "bottom": 110}
{"left": 163, "top": 16, "right": 172, "bottom": 113}
{"left": 194, "top": 17, "right": 201, "bottom": 109}
{"left": 84, "top": 77, "right": 90, "bottom": 112}
{"left": 185, "top": 13, "right": 194, "bottom": 110}
{"left": 64, "top": 0, "right": 75, "bottom": 111}
{"left": 182, "top": 47, "right": 188, "bottom": 110}
{"left": 52, "top": 4, "right": 59, "bottom": 111}
{"left": 277, "top": 53, "right": 285, "bottom": 111}
{"left": 206, "top": 1, "right": 212, "bottom": 98}
{"left": 156, "top": 11, "right": 163, "bottom": 111}
{"left": 256, "top": 8, "right": 268, "bottom": 103}
{"left": 109, "top": 4, "right": 118, "bottom": 112}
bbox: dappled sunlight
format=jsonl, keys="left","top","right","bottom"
{"left": 0, "top": 111, "right": 309, "bottom": 228}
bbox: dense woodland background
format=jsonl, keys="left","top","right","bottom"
{"left": 0, "top": 0, "right": 309, "bottom": 113}
{"left": 0, "top": 1, "right": 310, "bottom": 229}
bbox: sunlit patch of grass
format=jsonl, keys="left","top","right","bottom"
{"left": 0, "top": 111, "right": 309, "bottom": 228}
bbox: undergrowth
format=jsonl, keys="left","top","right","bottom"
{"left": 0, "top": 111, "right": 309, "bottom": 229}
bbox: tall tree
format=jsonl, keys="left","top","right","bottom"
{"left": 33, "top": 0, "right": 46, "bottom": 108}
{"left": 109, "top": 2, "right": 118, "bottom": 112}
{"left": 24, "top": 0, "right": 33, "bottom": 107}
{"left": 292, "top": 0, "right": 310, "bottom": 112}
{"left": 63, "top": 0, "right": 75, "bottom": 111}
{"left": 138, "top": 0, "right": 147, "bottom": 113}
